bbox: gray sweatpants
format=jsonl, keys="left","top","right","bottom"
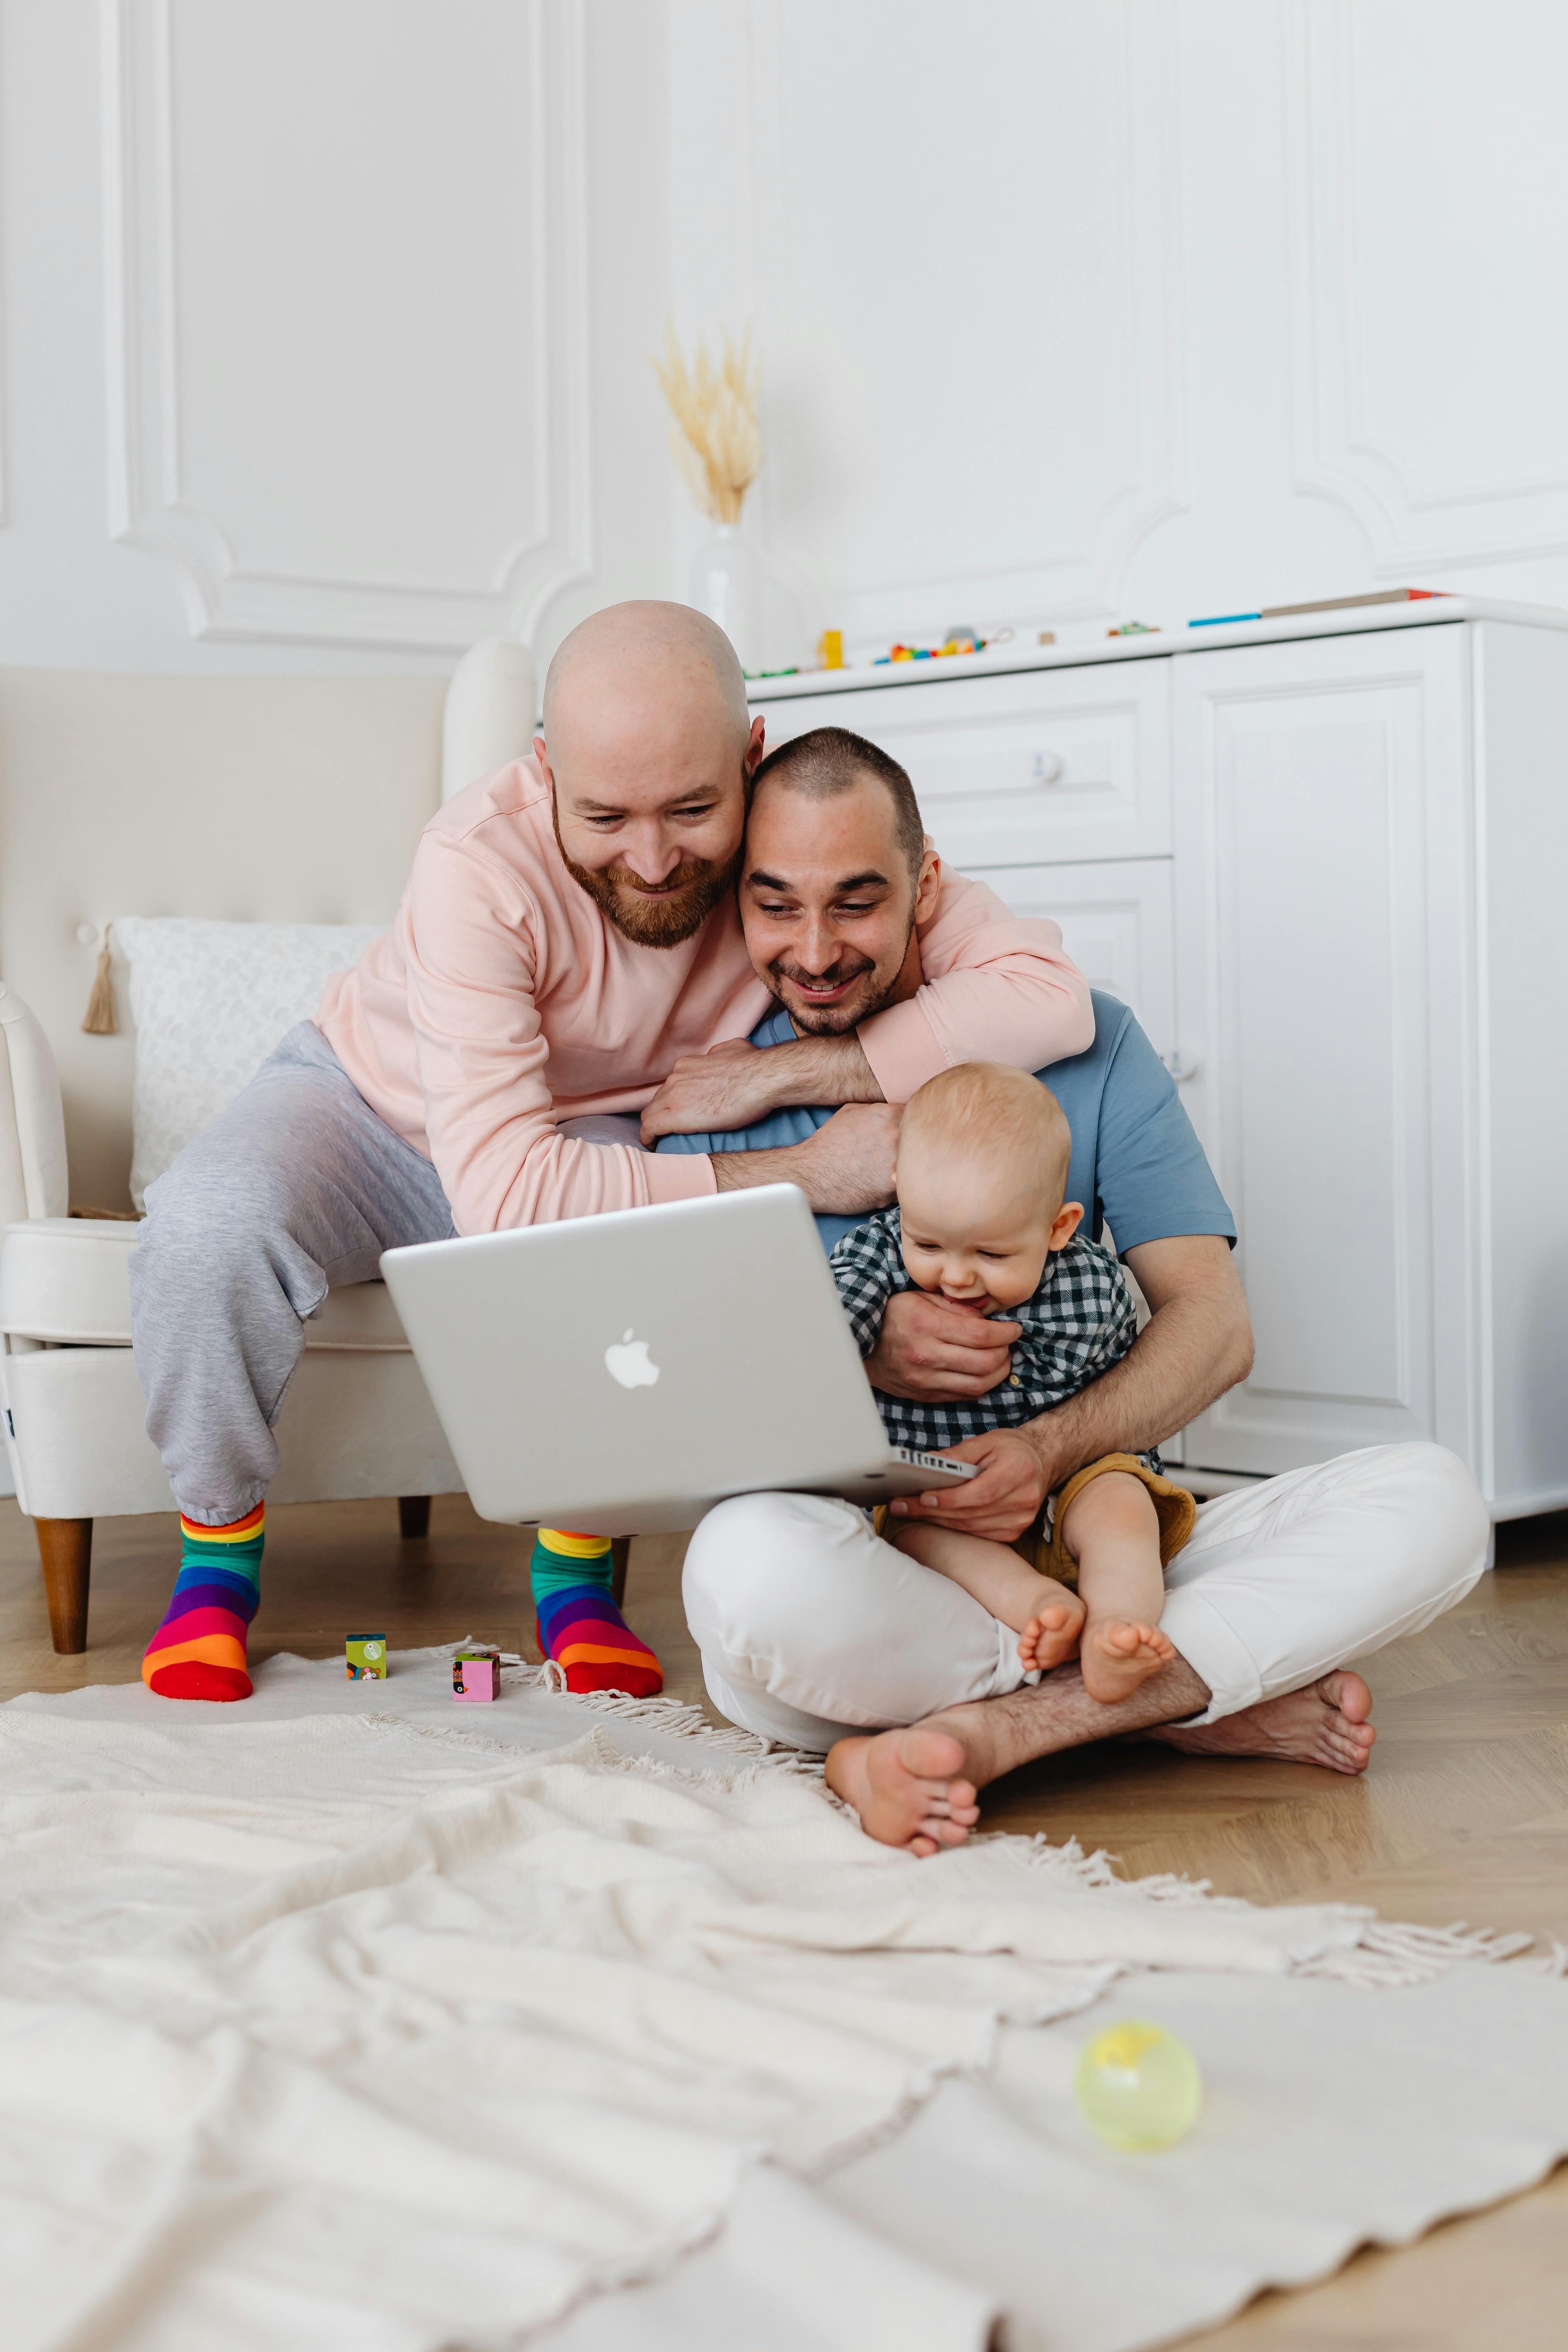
{"left": 129, "top": 1023, "right": 651, "bottom": 1527}
{"left": 128, "top": 1022, "right": 458, "bottom": 1526}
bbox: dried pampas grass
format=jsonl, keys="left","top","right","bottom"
{"left": 652, "top": 323, "right": 764, "bottom": 526}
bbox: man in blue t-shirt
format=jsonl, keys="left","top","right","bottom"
{"left": 632, "top": 730, "right": 1490, "bottom": 1854}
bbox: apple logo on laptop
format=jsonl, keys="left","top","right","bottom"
{"left": 604, "top": 1328, "right": 660, "bottom": 1390}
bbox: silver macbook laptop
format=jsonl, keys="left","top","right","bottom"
{"left": 380, "top": 1184, "right": 977, "bottom": 1536}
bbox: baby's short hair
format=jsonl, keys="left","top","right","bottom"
{"left": 899, "top": 1061, "right": 1071, "bottom": 1208}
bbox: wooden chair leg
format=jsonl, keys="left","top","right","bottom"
{"left": 610, "top": 1536, "right": 631, "bottom": 1609}
{"left": 36, "top": 1517, "right": 92, "bottom": 1654}
{"left": 398, "top": 1495, "right": 432, "bottom": 1539}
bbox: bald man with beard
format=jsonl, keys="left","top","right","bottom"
{"left": 130, "top": 602, "right": 1094, "bottom": 1706}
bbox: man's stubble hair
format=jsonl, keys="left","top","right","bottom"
{"left": 550, "top": 791, "right": 742, "bottom": 949}
{"left": 748, "top": 726, "right": 926, "bottom": 887}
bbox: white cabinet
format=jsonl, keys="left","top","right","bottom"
{"left": 750, "top": 603, "right": 1568, "bottom": 1518}
{"left": 1170, "top": 629, "right": 1471, "bottom": 1474}
{"left": 969, "top": 858, "right": 1176, "bottom": 1065}
{"left": 754, "top": 659, "right": 1171, "bottom": 866}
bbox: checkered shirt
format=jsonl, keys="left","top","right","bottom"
{"left": 830, "top": 1207, "right": 1152, "bottom": 1458}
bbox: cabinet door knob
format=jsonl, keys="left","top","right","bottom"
{"left": 1031, "top": 751, "right": 1064, "bottom": 785}
{"left": 1161, "top": 1050, "right": 1197, "bottom": 1083}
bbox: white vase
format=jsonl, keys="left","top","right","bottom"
{"left": 690, "top": 523, "right": 762, "bottom": 673}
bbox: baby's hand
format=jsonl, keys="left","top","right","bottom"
{"left": 1018, "top": 1595, "right": 1086, "bottom": 1674}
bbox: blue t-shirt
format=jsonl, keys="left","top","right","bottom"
{"left": 656, "top": 990, "right": 1236, "bottom": 1258}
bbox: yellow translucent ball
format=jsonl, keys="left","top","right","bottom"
{"left": 1074, "top": 2021, "right": 1203, "bottom": 2150}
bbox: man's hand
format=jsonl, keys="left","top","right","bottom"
{"left": 640, "top": 1040, "right": 777, "bottom": 1144}
{"left": 640, "top": 1031, "right": 884, "bottom": 1145}
{"left": 711, "top": 1102, "right": 899, "bottom": 1213}
{"left": 889, "top": 1427, "right": 1047, "bottom": 1544}
{"left": 864, "top": 1288, "right": 1021, "bottom": 1401}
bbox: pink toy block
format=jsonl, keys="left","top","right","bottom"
{"left": 453, "top": 1650, "right": 501, "bottom": 1702}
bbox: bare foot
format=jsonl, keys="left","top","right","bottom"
{"left": 1080, "top": 1618, "right": 1177, "bottom": 1704}
{"left": 1150, "top": 1668, "right": 1376, "bottom": 1776}
{"left": 825, "top": 1726, "right": 981, "bottom": 1857}
{"left": 1018, "top": 1596, "right": 1087, "bottom": 1673}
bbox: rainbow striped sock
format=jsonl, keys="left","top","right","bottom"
{"left": 531, "top": 1528, "right": 663, "bottom": 1698}
{"left": 142, "top": 1505, "right": 263, "bottom": 1702}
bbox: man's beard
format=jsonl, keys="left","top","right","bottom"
{"left": 552, "top": 799, "right": 741, "bottom": 947}
{"left": 766, "top": 933, "right": 913, "bottom": 1035}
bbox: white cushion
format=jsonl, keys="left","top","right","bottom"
{"left": 114, "top": 917, "right": 386, "bottom": 1210}
{"left": 0, "top": 1218, "right": 411, "bottom": 1350}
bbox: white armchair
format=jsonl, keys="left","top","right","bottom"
{"left": 0, "top": 640, "right": 537, "bottom": 1652}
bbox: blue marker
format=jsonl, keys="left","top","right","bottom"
{"left": 1189, "top": 612, "right": 1261, "bottom": 627}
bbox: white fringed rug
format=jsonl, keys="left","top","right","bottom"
{"left": 3, "top": 1646, "right": 1565, "bottom": 2352}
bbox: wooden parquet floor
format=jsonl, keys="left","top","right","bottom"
{"left": 4, "top": 1493, "right": 1567, "bottom": 2348}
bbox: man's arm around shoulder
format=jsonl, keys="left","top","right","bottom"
{"left": 640, "top": 1031, "right": 886, "bottom": 1143}
{"left": 640, "top": 867, "right": 1093, "bottom": 1143}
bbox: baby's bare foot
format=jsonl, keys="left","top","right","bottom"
{"left": 1018, "top": 1597, "right": 1086, "bottom": 1673}
{"left": 1081, "top": 1618, "right": 1177, "bottom": 1704}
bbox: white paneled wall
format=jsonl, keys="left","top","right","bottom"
{"left": 106, "top": 0, "right": 593, "bottom": 651}
{"left": 2, "top": 0, "right": 1568, "bottom": 673}
{"left": 0, "top": 0, "right": 669, "bottom": 671}
{"left": 671, "top": 0, "right": 1187, "bottom": 654}
{"left": 671, "top": 0, "right": 1568, "bottom": 666}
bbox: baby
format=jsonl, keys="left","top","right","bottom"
{"left": 829, "top": 1062, "right": 1194, "bottom": 1703}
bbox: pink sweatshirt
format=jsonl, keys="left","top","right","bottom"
{"left": 317, "top": 758, "right": 1093, "bottom": 1235}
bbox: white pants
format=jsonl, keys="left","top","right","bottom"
{"left": 681, "top": 1443, "right": 1490, "bottom": 1751}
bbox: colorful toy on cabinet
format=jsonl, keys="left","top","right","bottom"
{"left": 813, "top": 623, "right": 1025, "bottom": 673}
{"left": 873, "top": 634, "right": 988, "bottom": 666}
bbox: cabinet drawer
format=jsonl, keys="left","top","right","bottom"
{"left": 966, "top": 858, "right": 1175, "bottom": 1063}
{"left": 753, "top": 660, "right": 1172, "bottom": 866}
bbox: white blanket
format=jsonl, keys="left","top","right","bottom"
{"left": 2, "top": 1651, "right": 1563, "bottom": 2352}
